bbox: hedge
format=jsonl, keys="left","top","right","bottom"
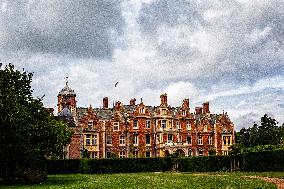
{"left": 178, "top": 156, "right": 233, "bottom": 172}
{"left": 242, "top": 150, "right": 284, "bottom": 171}
{"left": 47, "top": 158, "right": 172, "bottom": 174}
{"left": 46, "top": 156, "right": 232, "bottom": 174}
{"left": 46, "top": 150, "right": 284, "bottom": 174}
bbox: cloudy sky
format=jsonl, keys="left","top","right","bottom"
{"left": 0, "top": 0, "right": 283, "bottom": 130}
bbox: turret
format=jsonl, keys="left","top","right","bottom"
{"left": 57, "top": 78, "right": 77, "bottom": 115}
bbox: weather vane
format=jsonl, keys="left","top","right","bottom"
{"left": 65, "top": 76, "right": 69, "bottom": 86}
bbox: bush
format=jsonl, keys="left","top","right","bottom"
{"left": 243, "top": 150, "right": 284, "bottom": 171}
{"left": 46, "top": 156, "right": 232, "bottom": 174}
{"left": 178, "top": 156, "right": 232, "bottom": 172}
{"left": 46, "top": 159, "right": 81, "bottom": 174}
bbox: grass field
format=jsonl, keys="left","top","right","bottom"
{"left": 2, "top": 172, "right": 282, "bottom": 189}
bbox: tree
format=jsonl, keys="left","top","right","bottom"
{"left": 230, "top": 115, "right": 284, "bottom": 155}
{"left": 0, "top": 64, "right": 72, "bottom": 183}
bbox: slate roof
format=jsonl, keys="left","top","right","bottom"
{"left": 58, "top": 83, "right": 76, "bottom": 96}
{"left": 58, "top": 106, "right": 72, "bottom": 117}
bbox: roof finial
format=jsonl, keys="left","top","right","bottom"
{"left": 65, "top": 76, "right": 69, "bottom": 86}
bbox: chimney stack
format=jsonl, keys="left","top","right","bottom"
{"left": 130, "top": 98, "right": 136, "bottom": 106}
{"left": 182, "top": 99, "right": 189, "bottom": 108}
{"left": 103, "top": 97, "right": 108, "bottom": 109}
{"left": 115, "top": 101, "right": 122, "bottom": 109}
{"left": 203, "top": 102, "right": 210, "bottom": 114}
{"left": 195, "top": 107, "right": 203, "bottom": 114}
{"left": 160, "top": 93, "right": 167, "bottom": 105}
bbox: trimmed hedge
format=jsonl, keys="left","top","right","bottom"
{"left": 46, "top": 150, "right": 284, "bottom": 174}
{"left": 47, "top": 158, "right": 173, "bottom": 174}
{"left": 46, "top": 156, "right": 232, "bottom": 174}
{"left": 243, "top": 150, "right": 284, "bottom": 172}
{"left": 178, "top": 156, "right": 232, "bottom": 172}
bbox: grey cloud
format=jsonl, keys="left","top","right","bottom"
{"left": 138, "top": 0, "right": 284, "bottom": 84}
{"left": 0, "top": 0, "right": 124, "bottom": 58}
{"left": 138, "top": 0, "right": 203, "bottom": 34}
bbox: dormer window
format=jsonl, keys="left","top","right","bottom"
{"left": 204, "top": 125, "right": 208, "bottom": 132}
{"left": 182, "top": 110, "right": 186, "bottom": 116}
{"left": 139, "top": 108, "right": 145, "bottom": 114}
{"left": 88, "top": 120, "right": 93, "bottom": 128}
{"left": 162, "top": 109, "right": 167, "bottom": 115}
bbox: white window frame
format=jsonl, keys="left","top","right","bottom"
{"left": 146, "top": 120, "right": 151, "bottom": 129}
{"left": 187, "top": 136, "right": 192, "bottom": 145}
{"left": 178, "top": 133, "right": 182, "bottom": 142}
{"left": 113, "top": 122, "right": 119, "bottom": 131}
{"left": 119, "top": 151, "right": 126, "bottom": 158}
{"left": 139, "top": 108, "right": 145, "bottom": 114}
{"left": 198, "top": 149, "right": 204, "bottom": 156}
{"left": 162, "top": 120, "right": 167, "bottom": 129}
{"left": 168, "top": 134, "right": 173, "bottom": 143}
{"left": 223, "top": 136, "right": 227, "bottom": 146}
{"left": 186, "top": 121, "right": 191, "bottom": 130}
{"left": 228, "top": 136, "right": 231, "bottom": 145}
{"left": 88, "top": 120, "right": 93, "bottom": 128}
{"left": 145, "top": 151, "right": 151, "bottom": 158}
{"left": 198, "top": 135, "right": 203, "bottom": 145}
{"left": 188, "top": 149, "right": 192, "bottom": 157}
{"left": 91, "top": 152, "right": 98, "bottom": 158}
{"left": 146, "top": 134, "right": 151, "bottom": 145}
{"left": 86, "top": 134, "right": 91, "bottom": 145}
{"left": 120, "top": 135, "right": 125, "bottom": 146}
{"left": 106, "top": 135, "right": 112, "bottom": 145}
{"left": 133, "top": 134, "right": 138, "bottom": 146}
{"left": 176, "top": 121, "right": 181, "bottom": 129}
{"left": 204, "top": 125, "right": 208, "bottom": 132}
{"left": 208, "top": 135, "right": 212, "bottom": 145}
{"left": 92, "top": 135, "right": 97, "bottom": 146}
{"left": 133, "top": 120, "right": 138, "bottom": 129}
{"left": 132, "top": 151, "right": 138, "bottom": 158}
{"left": 182, "top": 110, "right": 186, "bottom": 116}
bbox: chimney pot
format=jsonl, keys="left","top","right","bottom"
{"left": 160, "top": 93, "right": 168, "bottom": 105}
{"left": 130, "top": 98, "right": 136, "bottom": 106}
{"left": 195, "top": 107, "right": 202, "bottom": 114}
{"left": 203, "top": 102, "right": 210, "bottom": 114}
{"left": 103, "top": 97, "right": 108, "bottom": 109}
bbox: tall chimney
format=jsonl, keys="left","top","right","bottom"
{"left": 160, "top": 93, "right": 167, "bottom": 105}
{"left": 203, "top": 102, "right": 210, "bottom": 114}
{"left": 115, "top": 101, "right": 122, "bottom": 109}
{"left": 195, "top": 107, "right": 203, "bottom": 114}
{"left": 182, "top": 99, "right": 189, "bottom": 108}
{"left": 130, "top": 98, "right": 136, "bottom": 106}
{"left": 103, "top": 97, "right": 108, "bottom": 109}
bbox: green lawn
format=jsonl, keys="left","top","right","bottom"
{"left": 2, "top": 172, "right": 280, "bottom": 189}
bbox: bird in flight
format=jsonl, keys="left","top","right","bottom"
{"left": 115, "top": 82, "right": 118, "bottom": 87}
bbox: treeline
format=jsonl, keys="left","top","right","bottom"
{"left": 230, "top": 114, "right": 284, "bottom": 155}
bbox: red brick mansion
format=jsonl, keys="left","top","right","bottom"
{"left": 56, "top": 82, "right": 235, "bottom": 159}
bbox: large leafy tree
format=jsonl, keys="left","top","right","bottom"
{"left": 231, "top": 114, "right": 284, "bottom": 155}
{"left": 0, "top": 64, "right": 72, "bottom": 183}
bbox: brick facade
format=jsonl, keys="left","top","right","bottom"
{"left": 57, "top": 83, "right": 235, "bottom": 159}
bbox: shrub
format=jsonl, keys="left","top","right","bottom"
{"left": 243, "top": 150, "right": 284, "bottom": 171}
